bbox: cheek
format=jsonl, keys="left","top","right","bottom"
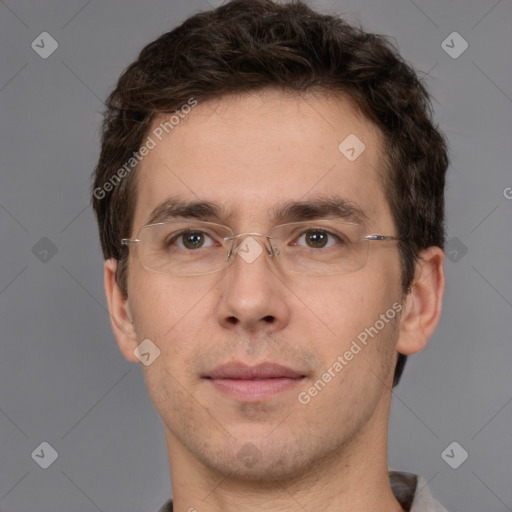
{"left": 128, "top": 271, "right": 219, "bottom": 366}
{"left": 289, "top": 264, "right": 401, "bottom": 388}
{"left": 297, "top": 278, "right": 400, "bottom": 411}
{"left": 290, "top": 268, "right": 397, "bottom": 338}
{"left": 132, "top": 277, "right": 214, "bottom": 410}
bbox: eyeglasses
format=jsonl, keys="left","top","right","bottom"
{"left": 120, "top": 219, "right": 401, "bottom": 277}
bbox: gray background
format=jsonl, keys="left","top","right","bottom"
{"left": 0, "top": 0, "right": 511, "bottom": 511}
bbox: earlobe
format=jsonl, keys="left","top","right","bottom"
{"left": 104, "top": 258, "right": 140, "bottom": 363}
{"left": 395, "top": 246, "right": 445, "bottom": 356}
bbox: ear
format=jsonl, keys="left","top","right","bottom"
{"left": 104, "top": 258, "right": 140, "bottom": 363}
{"left": 395, "top": 246, "right": 445, "bottom": 356}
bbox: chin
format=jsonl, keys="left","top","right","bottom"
{"left": 194, "top": 436, "right": 329, "bottom": 484}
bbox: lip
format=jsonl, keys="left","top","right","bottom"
{"left": 207, "top": 362, "right": 304, "bottom": 380}
{"left": 204, "top": 362, "right": 306, "bottom": 401}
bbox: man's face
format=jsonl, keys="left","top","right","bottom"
{"left": 122, "top": 90, "right": 404, "bottom": 480}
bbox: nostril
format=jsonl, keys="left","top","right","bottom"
{"left": 262, "top": 315, "right": 275, "bottom": 323}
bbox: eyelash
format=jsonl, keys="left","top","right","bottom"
{"left": 168, "top": 228, "right": 346, "bottom": 250}
{"left": 292, "top": 229, "right": 345, "bottom": 248}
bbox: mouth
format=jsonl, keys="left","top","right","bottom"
{"left": 203, "top": 362, "right": 306, "bottom": 401}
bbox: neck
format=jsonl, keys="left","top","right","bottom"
{"left": 166, "top": 390, "right": 404, "bottom": 512}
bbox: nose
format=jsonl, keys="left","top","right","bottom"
{"left": 215, "top": 234, "right": 291, "bottom": 334}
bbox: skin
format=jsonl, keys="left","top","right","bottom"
{"left": 104, "top": 89, "right": 444, "bottom": 512}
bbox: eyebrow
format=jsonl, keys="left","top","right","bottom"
{"left": 145, "top": 195, "right": 369, "bottom": 227}
{"left": 271, "top": 196, "right": 369, "bottom": 226}
{"left": 146, "top": 196, "right": 229, "bottom": 225}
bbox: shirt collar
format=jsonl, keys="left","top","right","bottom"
{"left": 159, "top": 471, "right": 448, "bottom": 512}
{"left": 390, "top": 471, "right": 448, "bottom": 511}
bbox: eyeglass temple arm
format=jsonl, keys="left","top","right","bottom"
{"left": 364, "top": 235, "right": 401, "bottom": 241}
{"left": 120, "top": 238, "right": 140, "bottom": 245}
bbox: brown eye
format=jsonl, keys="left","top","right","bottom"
{"left": 305, "top": 230, "right": 329, "bottom": 248}
{"left": 295, "top": 229, "right": 344, "bottom": 249}
{"left": 181, "top": 232, "right": 205, "bottom": 249}
{"left": 168, "top": 230, "right": 217, "bottom": 250}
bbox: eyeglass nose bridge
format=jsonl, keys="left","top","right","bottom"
{"left": 223, "top": 232, "right": 279, "bottom": 261}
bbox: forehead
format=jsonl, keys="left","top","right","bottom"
{"left": 132, "top": 89, "right": 391, "bottom": 232}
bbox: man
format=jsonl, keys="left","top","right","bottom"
{"left": 92, "top": 1, "right": 449, "bottom": 510}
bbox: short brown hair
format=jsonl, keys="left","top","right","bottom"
{"left": 91, "top": 0, "right": 449, "bottom": 387}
